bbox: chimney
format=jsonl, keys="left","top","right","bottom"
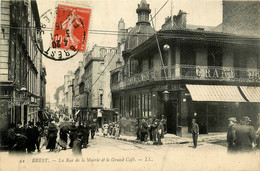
{"left": 174, "top": 10, "right": 187, "bottom": 29}
{"left": 118, "top": 18, "right": 126, "bottom": 44}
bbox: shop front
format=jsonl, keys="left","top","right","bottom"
{"left": 112, "top": 83, "right": 260, "bottom": 137}
{"left": 185, "top": 85, "right": 260, "bottom": 134}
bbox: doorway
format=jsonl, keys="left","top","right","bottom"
{"left": 164, "top": 101, "right": 177, "bottom": 134}
{"left": 24, "top": 105, "right": 27, "bottom": 125}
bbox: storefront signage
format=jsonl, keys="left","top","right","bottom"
{"left": 155, "top": 84, "right": 181, "bottom": 91}
{"left": 182, "top": 66, "right": 260, "bottom": 82}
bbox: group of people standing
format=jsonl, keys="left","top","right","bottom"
{"left": 7, "top": 120, "right": 97, "bottom": 155}
{"left": 136, "top": 116, "right": 167, "bottom": 145}
{"left": 7, "top": 121, "right": 43, "bottom": 154}
{"left": 227, "top": 116, "right": 260, "bottom": 153}
{"left": 102, "top": 122, "right": 120, "bottom": 138}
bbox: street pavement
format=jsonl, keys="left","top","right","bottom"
{"left": 1, "top": 136, "right": 259, "bottom": 171}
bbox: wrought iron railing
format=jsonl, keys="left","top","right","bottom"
{"left": 111, "top": 65, "right": 260, "bottom": 90}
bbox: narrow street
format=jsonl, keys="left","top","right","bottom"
{"left": 1, "top": 136, "right": 259, "bottom": 171}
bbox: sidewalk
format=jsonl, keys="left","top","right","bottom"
{"left": 96, "top": 129, "right": 226, "bottom": 145}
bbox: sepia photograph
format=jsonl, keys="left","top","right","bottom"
{"left": 0, "top": 0, "right": 259, "bottom": 170}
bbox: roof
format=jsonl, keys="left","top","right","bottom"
{"left": 124, "top": 29, "right": 260, "bottom": 57}
{"left": 125, "top": 24, "right": 154, "bottom": 50}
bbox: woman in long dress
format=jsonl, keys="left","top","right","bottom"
{"left": 47, "top": 121, "right": 58, "bottom": 151}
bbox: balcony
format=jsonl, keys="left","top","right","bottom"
{"left": 111, "top": 65, "right": 260, "bottom": 91}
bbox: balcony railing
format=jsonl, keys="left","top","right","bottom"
{"left": 111, "top": 65, "right": 260, "bottom": 91}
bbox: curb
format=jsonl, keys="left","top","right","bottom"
{"left": 96, "top": 134, "right": 193, "bottom": 145}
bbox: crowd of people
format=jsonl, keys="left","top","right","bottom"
{"left": 102, "top": 122, "right": 121, "bottom": 138}
{"left": 135, "top": 115, "right": 167, "bottom": 145}
{"left": 6, "top": 114, "right": 260, "bottom": 155}
{"left": 7, "top": 119, "right": 98, "bottom": 155}
{"left": 227, "top": 116, "right": 260, "bottom": 153}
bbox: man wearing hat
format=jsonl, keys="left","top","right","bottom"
{"left": 191, "top": 118, "right": 199, "bottom": 148}
{"left": 227, "top": 117, "right": 237, "bottom": 153}
{"left": 234, "top": 116, "right": 256, "bottom": 152}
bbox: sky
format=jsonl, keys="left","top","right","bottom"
{"left": 37, "top": 0, "right": 222, "bottom": 103}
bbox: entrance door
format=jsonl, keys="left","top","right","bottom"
{"left": 24, "top": 105, "right": 27, "bottom": 124}
{"left": 164, "top": 101, "right": 177, "bottom": 134}
{"left": 15, "top": 106, "right": 21, "bottom": 124}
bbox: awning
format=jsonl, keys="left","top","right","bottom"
{"left": 240, "top": 86, "right": 260, "bottom": 102}
{"left": 186, "top": 85, "right": 246, "bottom": 102}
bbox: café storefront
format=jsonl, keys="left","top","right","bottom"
{"left": 111, "top": 64, "right": 260, "bottom": 137}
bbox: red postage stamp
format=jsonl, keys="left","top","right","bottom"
{"left": 52, "top": 3, "right": 91, "bottom": 52}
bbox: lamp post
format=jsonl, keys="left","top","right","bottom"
{"left": 20, "top": 85, "right": 28, "bottom": 104}
{"left": 163, "top": 90, "right": 170, "bottom": 102}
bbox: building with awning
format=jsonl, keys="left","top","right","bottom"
{"left": 110, "top": 1, "right": 260, "bottom": 137}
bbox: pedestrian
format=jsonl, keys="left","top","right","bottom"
{"left": 157, "top": 120, "right": 164, "bottom": 145}
{"left": 26, "top": 121, "right": 38, "bottom": 154}
{"left": 47, "top": 121, "right": 58, "bottom": 152}
{"left": 191, "top": 118, "right": 199, "bottom": 148}
{"left": 148, "top": 117, "right": 154, "bottom": 141}
{"left": 69, "top": 122, "right": 77, "bottom": 148}
{"left": 152, "top": 119, "right": 159, "bottom": 145}
{"left": 115, "top": 122, "right": 120, "bottom": 138}
{"left": 151, "top": 119, "right": 157, "bottom": 142}
{"left": 60, "top": 125, "right": 69, "bottom": 150}
{"left": 90, "top": 123, "right": 96, "bottom": 139}
{"left": 40, "top": 124, "right": 49, "bottom": 150}
{"left": 108, "top": 122, "right": 113, "bottom": 136}
{"left": 7, "top": 123, "right": 16, "bottom": 153}
{"left": 16, "top": 122, "right": 26, "bottom": 135}
{"left": 72, "top": 133, "right": 83, "bottom": 156}
{"left": 112, "top": 122, "right": 116, "bottom": 136}
{"left": 103, "top": 122, "right": 109, "bottom": 136}
{"left": 161, "top": 115, "right": 167, "bottom": 138}
{"left": 12, "top": 131, "right": 27, "bottom": 154}
{"left": 235, "top": 116, "right": 256, "bottom": 152}
{"left": 135, "top": 118, "right": 141, "bottom": 140}
{"left": 82, "top": 123, "right": 90, "bottom": 148}
{"left": 140, "top": 118, "right": 148, "bottom": 142}
{"left": 256, "top": 126, "right": 260, "bottom": 149}
{"left": 35, "top": 122, "right": 43, "bottom": 152}
{"left": 227, "top": 117, "right": 237, "bottom": 153}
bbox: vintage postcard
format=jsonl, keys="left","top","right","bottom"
{"left": 0, "top": 0, "right": 259, "bottom": 170}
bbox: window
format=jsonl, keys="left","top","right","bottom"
{"left": 100, "top": 48, "right": 107, "bottom": 57}
{"left": 148, "top": 93, "right": 152, "bottom": 117}
{"left": 99, "top": 94, "right": 103, "bottom": 106}
{"left": 148, "top": 56, "right": 154, "bottom": 69}
{"left": 233, "top": 50, "right": 247, "bottom": 68}
{"left": 180, "top": 46, "right": 196, "bottom": 65}
{"left": 129, "top": 96, "right": 132, "bottom": 117}
{"left": 208, "top": 47, "right": 223, "bottom": 66}
{"left": 79, "top": 82, "right": 84, "bottom": 94}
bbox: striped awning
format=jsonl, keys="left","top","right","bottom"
{"left": 240, "top": 86, "right": 260, "bottom": 102}
{"left": 186, "top": 85, "right": 246, "bottom": 102}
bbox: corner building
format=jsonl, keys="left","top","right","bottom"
{"left": 111, "top": 1, "right": 260, "bottom": 136}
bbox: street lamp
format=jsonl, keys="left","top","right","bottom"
{"left": 163, "top": 90, "right": 170, "bottom": 102}
{"left": 20, "top": 85, "right": 28, "bottom": 104}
